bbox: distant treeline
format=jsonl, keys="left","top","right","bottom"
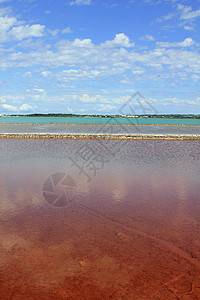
{"left": 8, "top": 113, "right": 113, "bottom": 118}
{"left": 138, "top": 114, "right": 200, "bottom": 119}
{"left": 3, "top": 113, "right": 200, "bottom": 119}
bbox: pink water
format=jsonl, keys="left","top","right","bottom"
{"left": 0, "top": 139, "right": 200, "bottom": 299}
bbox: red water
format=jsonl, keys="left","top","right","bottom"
{"left": 0, "top": 139, "right": 200, "bottom": 299}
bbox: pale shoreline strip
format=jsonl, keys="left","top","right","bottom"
{"left": 0, "top": 123, "right": 200, "bottom": 127}
{"left": 0, "top": 133, "right": 200, "bottom": 140}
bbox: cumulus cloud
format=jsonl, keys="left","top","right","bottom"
{"left": 73, "top": 38, "right": 93, "bottom": 47}
{"left": 0, "top": 32, "right": 200, "bottom": 99}
{"left": 113, "top": 33, "right": 134, "bottom": 47}
{"left": 0, "top": 15, "right": 17, "bottom": 32}
{"left": 10, "top": 24, "right": 45, "bottom": 40}
{"left": 2, "top": 103, "right": 19, "bottom": 111}
{"left": 156, "top": 38, "right": 195, "bottom": 48}
{"left": 0, "top": 1, "right": 199, "bottom": 114}
{"left": 104, "top": 33, "right": 134, "bottom": 48}
{"left": 0, "top": 32, "right": 199, "bottom": 85}
{"left": 0, "top": 11, "right": 45, "bottom": 43}
{"left": 19, "top": 103, "right": 36, "bottom": 111}
{"left": 2, "top": 103, "right": 37, "bottom": 111}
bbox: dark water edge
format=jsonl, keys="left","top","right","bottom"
{"left": 1, "top": 139, "right": 200, "bottom": 299}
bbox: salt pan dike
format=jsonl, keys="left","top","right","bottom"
{"left": 0, "top": 123, "right": 200, "bottom": 140}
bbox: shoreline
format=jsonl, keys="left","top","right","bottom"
{"left": 1, "top": 122, "right": 200, "bottom": 127}
{"left": 1, "top": 133, "right": 200, "bottom": 140}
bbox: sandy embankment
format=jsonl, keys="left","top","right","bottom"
{"left": 0, "top": 133, "right": 200, "bottom": 140}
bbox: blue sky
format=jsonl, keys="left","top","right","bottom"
{"left": 0, "top": 0, "right": 200, "bottom": 115}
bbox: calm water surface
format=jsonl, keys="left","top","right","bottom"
{"left": 1, "top": 139, "right": 200, "bottom": 299}
{"left": 0, "top": 123, "right": 200, "bottom": 135}
{"left": 1, "top": 115, "right": 200, "bottom": 125}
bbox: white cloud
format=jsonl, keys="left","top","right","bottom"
{"left": 2, "top": 103, "right": 37, "bottom": 111}
{"left": 140, "top": 34, "right": 155, "bottom": 41}
{"left": 32, "top": 88, "right": 45, "bottom": 93}
{"left": 0, "top": 7, "right": 12, "bottom": 17}
{"left": 156, "top": 12, "right": 175, "bottom": 23}
{"left": 26, "top": 87, "right": 46, "bottom": 93}
{"left": 2, "top": 103, "right": 19, "bottom": 111}
{"left": 0, "top": 97, "right": 6, "bottom": 103}
{"left": 41, "top": 70, "right": 52, "bottom": 77}
{"left": 104, "top": 33, "right": 134, "bottom": 48}
{"left": 191, "top": 74, "right": 200, "bottom": 82}
{"left": 0, "top": 1, "right": 199, "bottom": 114}
{"left": 184, "top": 25, "right": 194, "bottom": 31}
{"left": 131, "top": 0, "right": 178, "bottom": 5}
{"left": 69, "top": 0, "right": 92, "bottom": 5}
{"left": 74, "top": 94, "right": 98, "bottom": 102}
{"left": 180, "top": 38, "right": 195, "bottom": 47}
{"left": 48, "top": 29, "right": 59, "bottom": 36}
{"left": 156, "top": 38, "right": 195, "bottom": 48}
{"left": 9, "top": 24, "right": 45, "bottom": 40}
{"left": 0, "top": 16, "right": 17, "bottom": 36}
{"left": 19, "top": 103, "right": 36, "bottom": 111}
{"left": 61, "top": 27, "right": 73, "bottom": 34}
{"left": 23, "top": 71, "right": 32, "bottom": 78}
{"left": 78, "top": 94, "right": 109, "bottom": 103}
{"left": 97, "top": 104, "right": 115, "bottom": 112}
{"left": 156, "top": 4, "right": 200, "bottom": 29}
{"left": 0, "top": 33, "right": 200, "bottom": 88}
{"left": 178, "top": 4, "right": 200, "bottom": 20}
{"left": 73, "top": 38, "right": 93, "bottom": 47}
{"left": 0, "top": 11, "right": 45, "bottom": 43}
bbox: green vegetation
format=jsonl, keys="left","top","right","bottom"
{"left": 5, "top": 113, "right": 112, "bottom": 118}
{"left": 3, "top": 113, "right": 200, "bottom": 119}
